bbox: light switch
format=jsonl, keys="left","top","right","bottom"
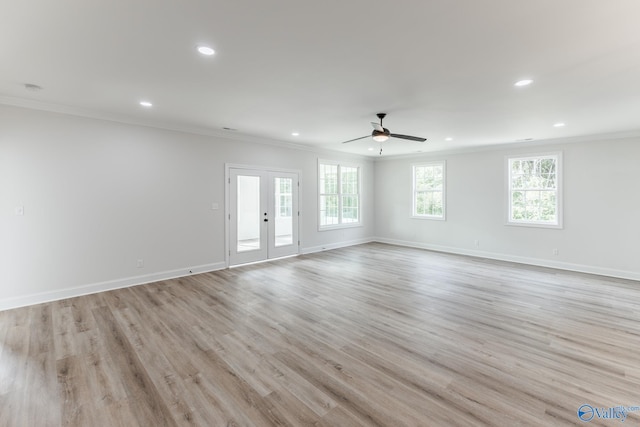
{"left": 211, "top": 203, "right": 219, "bottom": 210}
{"left": 15, "top": 206, "right": 24, "bottom": 216}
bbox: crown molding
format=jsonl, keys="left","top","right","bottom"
{"left": 374, "top": 129, "right": 640, "bottom": 161}
{"left": 7, "top": 95, "right": 638, "bottom": 163}
{"left": 0, "top": 95, "right": 371, "bottom": 162}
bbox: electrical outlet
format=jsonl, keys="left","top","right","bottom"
{"left": 552, "top": 248, "right": 559, "bottom": 256}
{"left": 474, "top": 240, "right": 480, "bottom": 247}
{"left": 15, "top": 206, "right": 24, "bottom": 216}
{"left": 136, "top": 259, "right": 144, "bottom": 268}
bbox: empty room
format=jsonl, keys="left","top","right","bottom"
{"left": 2, "top": 1, "right": 640, "bottom": 426}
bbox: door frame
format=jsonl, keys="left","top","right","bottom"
{"left": 225, "top": 163, "right": 302, "bottom": 267}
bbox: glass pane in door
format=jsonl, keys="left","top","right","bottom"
{"left": 274, "top": 177, "right": 293, "bottom": 247}
{"left": 237, "top": 175, "right": 261, "bottom": 252}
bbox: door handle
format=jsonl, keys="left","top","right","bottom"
{"left": 264, "top": 218, "right": 268, "bottom": 222}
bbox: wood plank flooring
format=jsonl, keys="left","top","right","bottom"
{"left": 1, "top": 242, "right": 640, "bottom": 426}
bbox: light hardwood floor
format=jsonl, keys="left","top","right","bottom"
{"left": 1, "top": 243, "right": 640, "bottom": 426}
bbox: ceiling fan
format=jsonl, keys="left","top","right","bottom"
{"left": 341, "top": 113, "right": 427, "bottom": 154}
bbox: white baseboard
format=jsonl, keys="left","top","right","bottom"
{"left": 301, "top": 237, "right": 376, "bottom": 255}
{"left": 373, "top": 237, "right": 640, "bottom": 282}
{"left": 0, "top": 262, "right": 226, "bottom": 312}
{"left": 4, "top": 237, "right": 636, "bottom": 312}
{"left": 0, "top": 237, "right": 375, "bottom": 311}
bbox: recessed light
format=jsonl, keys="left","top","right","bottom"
{"left": 139, "top": 101, "right": 153, "bottom": 107}
{"left": 445, "top": 137, "right": 453, "bottom": 141}
{"left": 368, "top": 147, "right": 374, "bottom": 151}
{"left": 291, "top": 132, "right": 299, "bottom": 136}
{"left": 514, "top": 79, "right": 533, "bottom": 87}
{"left": 553, "top": 122, "right": 565, "bottom": 127}
{"left": 197, "top": 46, "right": 215, "bottom": 56}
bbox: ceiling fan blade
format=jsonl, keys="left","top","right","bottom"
{"left": 341, "top": 135, "right": 370, "bottom": 144}
{"left": 371, "top": 122, "right": 384, "bottom": 132}
{"left": 390, "top": 133, "right": 427, "bottom": 142}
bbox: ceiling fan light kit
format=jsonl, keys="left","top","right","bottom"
{"left": 372, "top": 132, "right": 389, "bottom": 142}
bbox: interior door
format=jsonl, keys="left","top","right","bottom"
{"left": 229, "top": 168, "right": 299, "bottom": 266}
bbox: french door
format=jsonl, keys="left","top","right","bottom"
{"left": 228, "top": 167, "right": 299, "bottom": 266}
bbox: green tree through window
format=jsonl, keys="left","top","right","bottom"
{"left": 413, "top": 162, "right": 445, "bottom": 219}
{"left": 508, "top": 153, "right": 562, "bottom": 227}
{"left": 319, "top": 161, "right": 360, "bottom": 228}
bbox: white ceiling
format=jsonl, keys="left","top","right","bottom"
{"left": 2, "top": 0, "right": 640, "bottom": 157}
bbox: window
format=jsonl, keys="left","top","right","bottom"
{"left": 412, "top": 162, "right": 445, "bottom": 219}
{"left": 507, "top": 152, "right": 562, "bottom": 228}
{"left": 319, "top": 160, "right": 361, "bottom": 228}
{"left": 275, "top": 177, "right": 292, "bottom": 218}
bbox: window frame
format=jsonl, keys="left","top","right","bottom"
{"left": 318, "top": 159, "right": 362, "bottom": 230}
{"left": 505, "top": 151, "right": 563, "bottom": 229}
{"left": 411, "top": 161, "right": 446, "bottom": 221}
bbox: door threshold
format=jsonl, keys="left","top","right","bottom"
{"left": 229, "top": 253, "right": 299, "bottom": 269}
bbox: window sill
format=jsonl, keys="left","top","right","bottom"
{"left": 411, "top": 215, "right": 446, "bottom": 221}
{"left": 505, "top": 220, "right": 563, "bottom": 229}
{"left": 319, "top": 223, "right": 363, "bottom": 232}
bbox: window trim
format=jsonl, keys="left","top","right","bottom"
{"left": 318, "top": 159, "right": 362, "bottom": 230}
{"left": 411, "top": 161, "right": 446, "bottom": 221}
{"left": 505, "top": 151, "right": 563, "bottom": 229}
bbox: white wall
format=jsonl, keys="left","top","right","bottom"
{"left": 3, "top": 102, "right": 639, "bottom": 310}
{"left": 374, "top": 136, "right": 640, "bottom": 280}
{"left": 0, "top": 105, "right": 375, "bottom": 308}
